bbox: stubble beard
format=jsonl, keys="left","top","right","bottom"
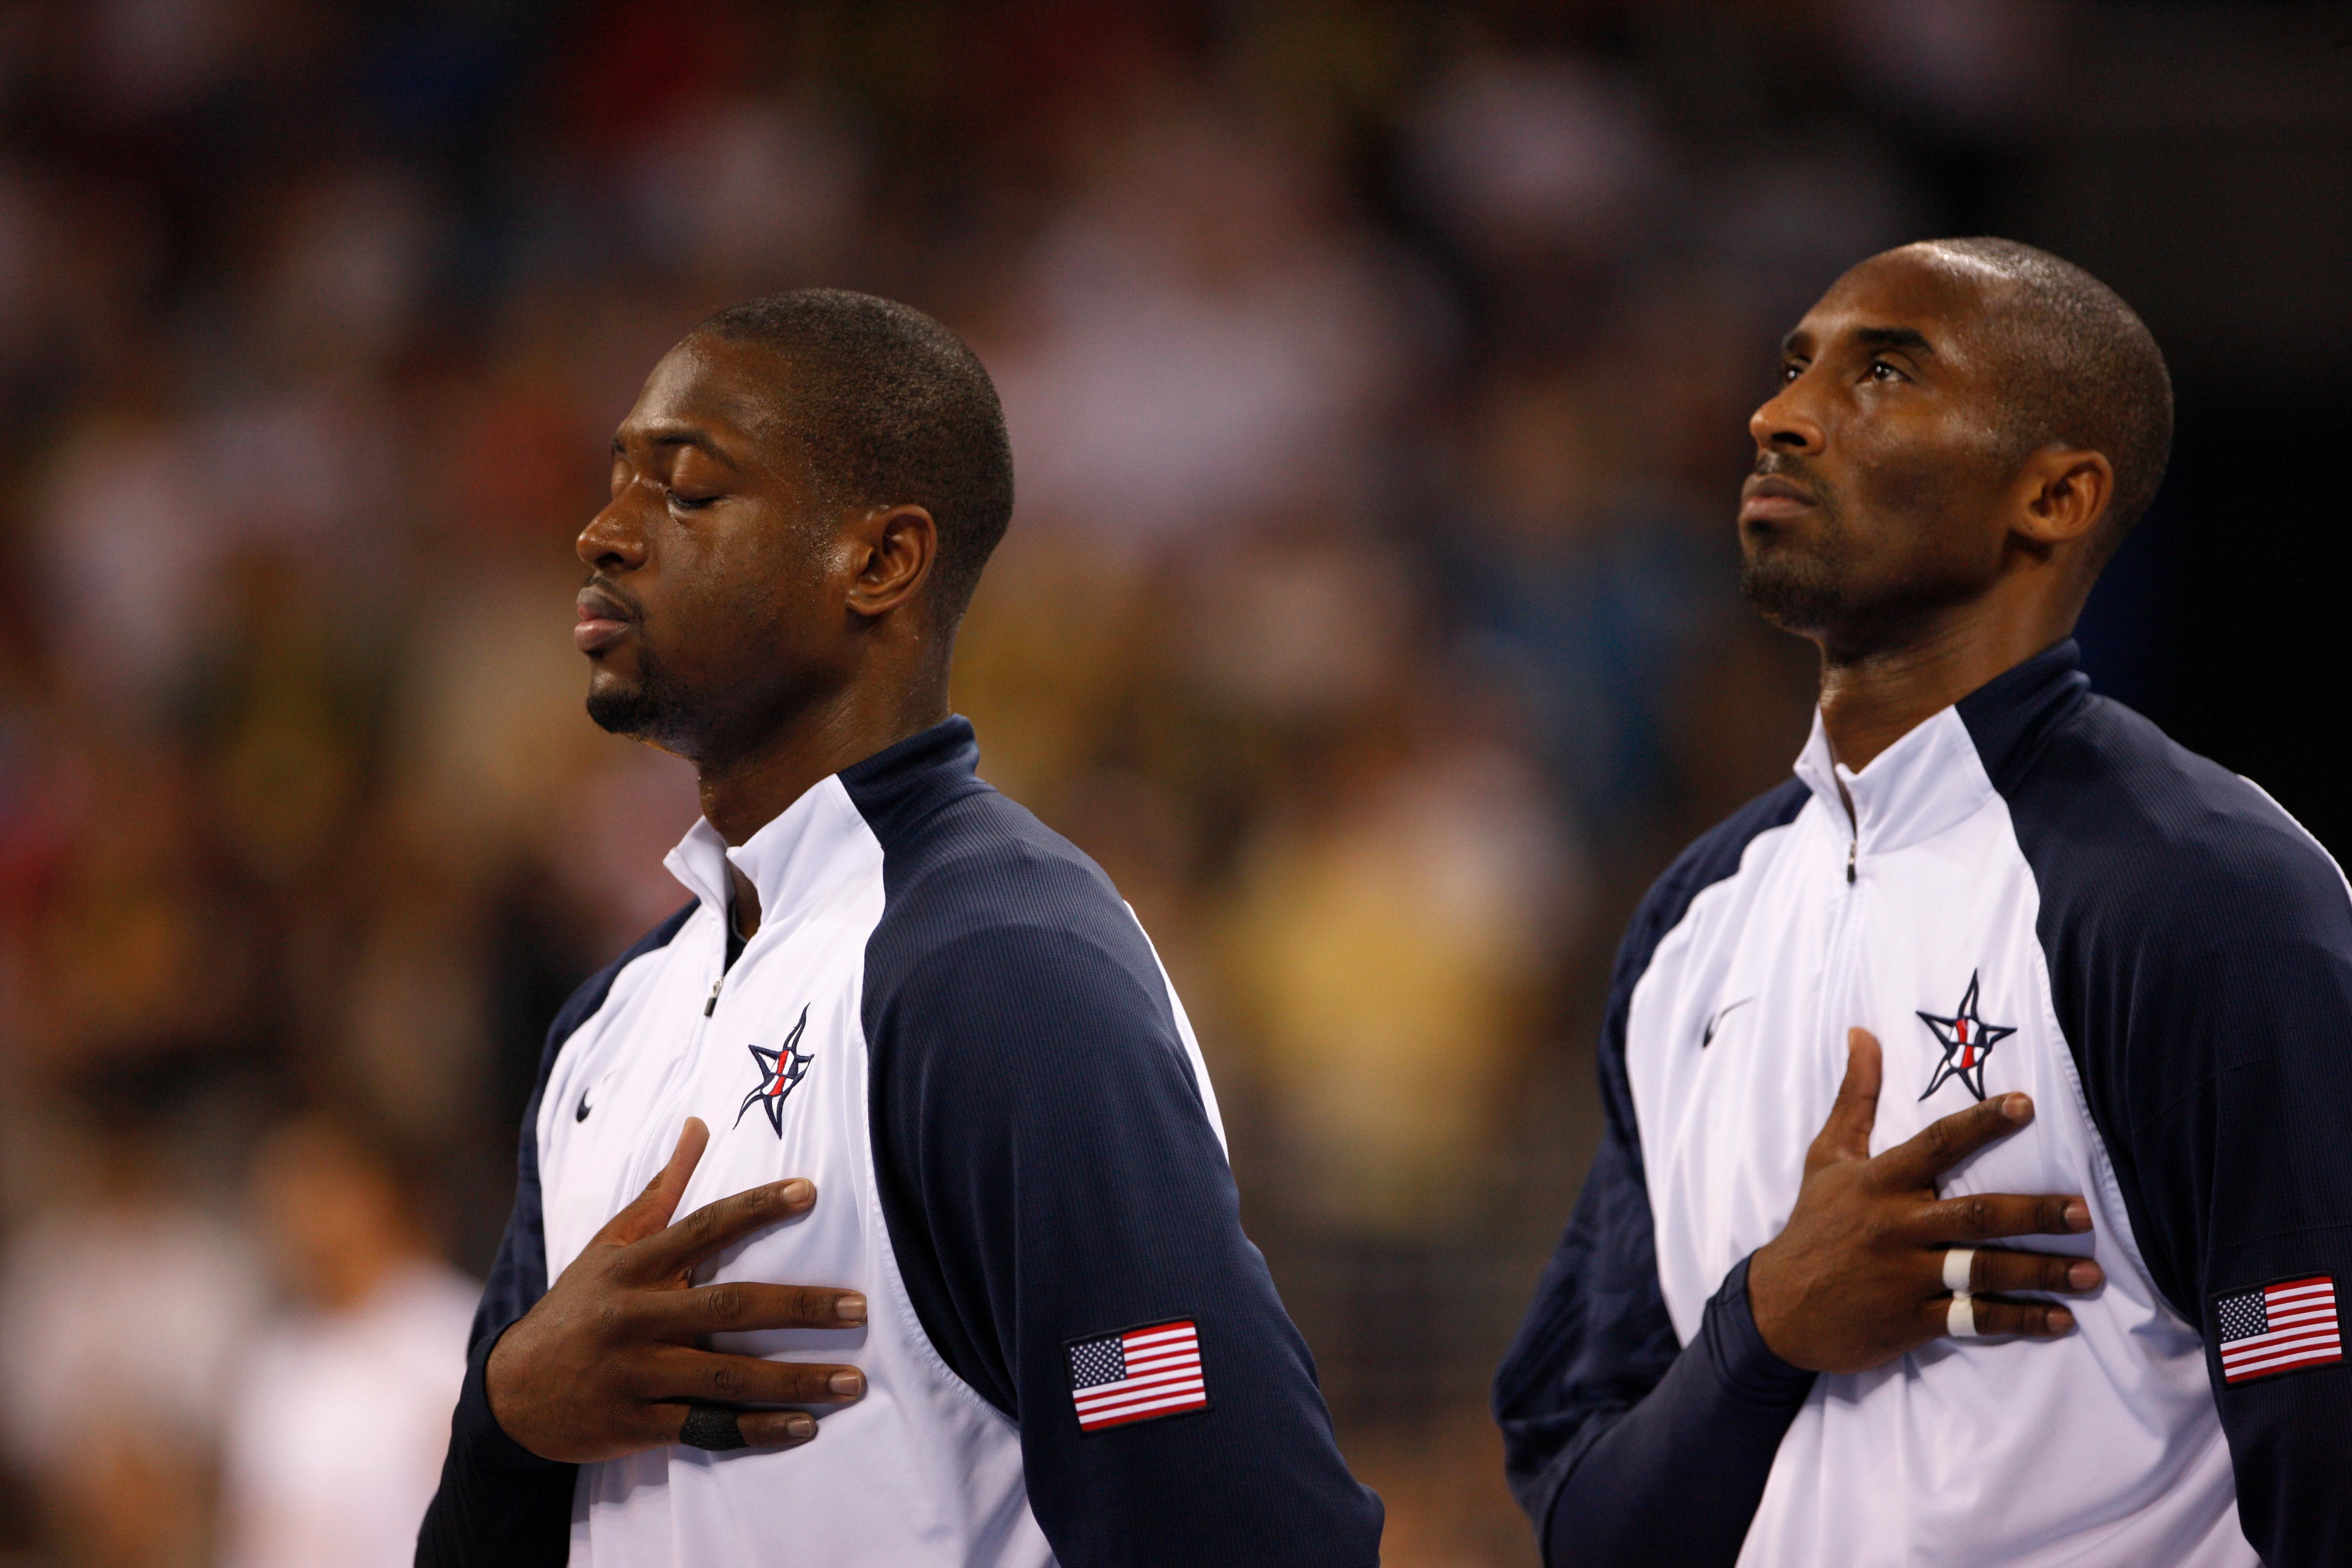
{"left": 1740, "top": 493, "right": 1852, "bottom": 635}
{"left": 586, "top": 648, "right": 692, "bottom": 750}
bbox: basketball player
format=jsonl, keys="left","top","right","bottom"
{"left": 417, "top": 291, "right": 1381, "bottom": 1565}
{"left": 1496, "top": 240, "right": 2350, "bottom": 1565}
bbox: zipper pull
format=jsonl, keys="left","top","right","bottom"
{"left": 705, "top": 978, "right": 722, "bottom": 1016}
{"left": 1847, "top": 839, "right": 1857, "bottom": 885}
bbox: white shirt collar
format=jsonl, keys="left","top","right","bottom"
{"left": 1791, "top": 703, "right": 1996, "bottom": 856}
{"left": 661, "top": 774, "right": 869, "bottom": 931}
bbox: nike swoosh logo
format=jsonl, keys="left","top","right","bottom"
{"left": 575, "top": 1089, "right": 593, "bottom": 1122}
{"left": 1702, "top": 996, "right": 1755, "bottom": 1048}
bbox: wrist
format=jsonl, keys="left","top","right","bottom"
{"left": 1743, "top": 1240, "right": 1799, "bottom": 1365}
{"left": 472, "top": 1319, "right": 562, "bottom": 1470}
{"left": 1710, "top": 1253, "right": 1816, "bottom": 1403}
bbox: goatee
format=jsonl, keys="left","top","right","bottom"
{"left": 1738, "top": 463, "right": 1849, "bottom": 632}
{"left": 1740, "top": 537, "right": 1849, "bottom": 632}
{"left": 586, "top": 653, "right": 688, "bottom": 747}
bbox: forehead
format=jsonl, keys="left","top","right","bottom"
{"left": 1789, "top": 248, "right": 2009, "bottom": 367}
{"left": 618, "top": 334, "right": 799, "bottom": 453}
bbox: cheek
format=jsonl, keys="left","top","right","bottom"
{"left": 1847, "top": 431, "right": 2005, "bottom": 571}
{"left": 708, "top": 524, "right": 836, "bottom": 650}
{"left": 655, "top": 519, "right": 786, "bottom": 620}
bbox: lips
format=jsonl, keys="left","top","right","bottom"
{"left": 1739, "top": 473, "right": 1821, "bottom": 526}
{"left": 575, "top": 587, "right": 634, "bottom": 655}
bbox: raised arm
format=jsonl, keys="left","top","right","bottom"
{"left": 1491, "top": 983, "right": 1810, "bottom": 1568}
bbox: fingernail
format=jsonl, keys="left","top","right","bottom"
{"left": 829, "top": 1369, "right": 864, "bottom": 1398}
{"left": 784, "top": 1414, "right": 815, "bottom": 1441}
{"left": 836, "top": 1292, "right": 867, "bottom": 1324}
{"left": 2068, "top": 1261, "right": 2101, "bottom": 1290}
{"left": 2048, "top": 1308, "right": 2075, "bottom": 1332}
{"left": 2064, "top": 1201, "right": 2091, "bottom": 1230}
{"left": 2001, "top": 1094, "right": 2031, "bottom": 1122}
{"left": 779, "top": 1179, "right": 814, "bottom": 1207}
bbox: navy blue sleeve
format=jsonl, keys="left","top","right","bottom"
{"left": 1495, "top": 781, "right": 1813, "bottom": 1568}
{"left": 864, "top": 908, "right": 1382, "bottom": 1565}
{"left": 414, "top": 1333, "right": 574, "bottom": 1568}
{"left": 1974, "top": 679, "right": 2352, "bottom": 1568}
{"left": 416, "top": 903, "right": 696, "bottom": 1568}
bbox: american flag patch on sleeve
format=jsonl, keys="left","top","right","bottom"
{"left": 1066, "top": 1318, "right": 1210, "bottom": 1432}
{"left": 2213, "top": 1275, "right": 2342, "bottom": 1384}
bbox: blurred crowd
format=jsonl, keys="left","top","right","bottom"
{"left": 0, "top": 2, "right": 2074, "bottom": 1563}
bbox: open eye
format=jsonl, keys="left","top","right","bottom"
{"left": 1780, "top": 360, "right": 1805, "bottom": 384}
{"left": 1867, "top": 359, "right": 1908, "bottom": 384}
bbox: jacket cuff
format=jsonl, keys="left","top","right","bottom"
{"left": 1702, "top": 1254, "right": 1818, "bottom": 1409}
{"left": 454, "top": 1319, "right": 568, "bottom": 1476}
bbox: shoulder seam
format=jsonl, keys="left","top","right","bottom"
{"left": 1619, "top": 780, "right": 1811, "bottom": 992}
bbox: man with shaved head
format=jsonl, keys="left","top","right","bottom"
{"left": 415, "top": 290, "right": 1380, "bottom": 1565}
{"left": 1496, "top": 240, "right": 2351, "bottom": 1566}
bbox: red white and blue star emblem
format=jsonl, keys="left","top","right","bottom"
{"left": 735, "top": 1005, "right": 813, "bottom": 1136}
{"left": 1916, "top": 972, "right": 2015, "bottom": 1103}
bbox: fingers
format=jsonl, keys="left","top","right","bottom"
{"left": 595, "top": 1119, "right": 712, "bottom": 1248}
{"left": 1928, "top": 1293, "right": 2078, "bottom": 1341}
{"left": 1960, "top": 1247, "right": 2103, "bottom": 1297}
{"left": 623, "top": 1178, "right": 818, "bottom": 1283}
{"left": 643, "top": 1282, "right": 868, "bottom": 1337}
{"left": 737, "top": 1409, "right": 822, "bottom": 1447}
{"left": 1808, "top": 1029, "right": 1884, "bottom": 1170}
{"left": 641, "top": 1346, "right": 867, "bottom": 1408}
{"left": 650, "top": 1403, "right": 821, "bottom": 1450}
{"left": 1913, "top": 1190, "right": 2092, "bottom": 1244}
{"left": 1874, "top": 1091, "right": 2034, "bottom": 1187}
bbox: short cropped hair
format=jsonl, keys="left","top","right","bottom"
{"left": 1920, "top": 237, "right": 2173, "bottom": 559}
{"left": 696, "top": 289, "right": 1015, "bottom": 623}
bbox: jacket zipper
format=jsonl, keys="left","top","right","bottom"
{"left": 623, "top": 940, "right": 729, "bottom": 1196}
{"left": 1815, "top": 821, "right": 1866, "bottom": 1102}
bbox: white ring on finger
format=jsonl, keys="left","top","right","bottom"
{"left": 1942, "top": 1247, "right": 1976, "bottom": 1294}
{"left": 1947, "top": 1290, "right": 1978, "bottom": 1339}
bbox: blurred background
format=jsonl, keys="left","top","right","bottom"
{"left": 0, "top": 1, "right": 2346, "bottom": 1563}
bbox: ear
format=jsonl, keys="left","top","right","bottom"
{"left": 2012, "top": 446, "right": 2114, "bottom": 552}
{"left": 843, "top": 504, "right": 938, "bottom": 620}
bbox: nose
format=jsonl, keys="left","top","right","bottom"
{"left": 577, "top": 491, "right": 649, "bottom": 574}
{"left": 1749, "top": 378, "right": 1826, "bottom": 458}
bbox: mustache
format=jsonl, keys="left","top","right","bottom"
{"left": 1750, "top": 451, "right": 1836, "bottom": 515}
{"left": 583, "top": 573, "right": 645, "bottom": 620}
{"left": 1752, "top": 451, "right": 1825, "bottom": 488}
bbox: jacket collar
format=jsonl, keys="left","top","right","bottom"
{"left": 1954, "top": 638, "right": 2094, "bottom": 795}
{"left": 661, "top": 717, "right": 981, "bottom": 930}
{"left": 1791, "top": 640, "right": 2089, "bottom": 855}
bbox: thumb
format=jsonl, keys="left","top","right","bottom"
{"left": 1810, "top": 1028, "right": 1883, "bottom": 1169}
{"left": 595, "top": 1118, "right": 709, "bottom": 1247}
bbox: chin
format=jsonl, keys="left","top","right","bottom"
{"left": 1740, "top": 550, "right": 1848, "bottom": 634}
{"left": 586, "top": 677, "right": 683, "bottom": 743}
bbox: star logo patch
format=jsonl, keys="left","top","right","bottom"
{"left": 735, "top": 1005, "right": 813, "bottom": 1136}
{"left": 1916, "top": 971, "right": 2015, "bottom": 1103}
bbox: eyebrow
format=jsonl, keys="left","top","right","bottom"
{"left": 611, "top": 426, "right": 743, "bottom": 466}
{"left": 1779, "top": 324, "right": 1937, "bottom": 357}
{"left": 1853, "top": 325, "right": 1934, "bottom": 353}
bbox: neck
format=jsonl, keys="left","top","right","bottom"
{"left": 1814, "top": 599, "right": 2071, "bottom": 773}
{"left": 694, "top": 671, "right": 950, "bottom": 849}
